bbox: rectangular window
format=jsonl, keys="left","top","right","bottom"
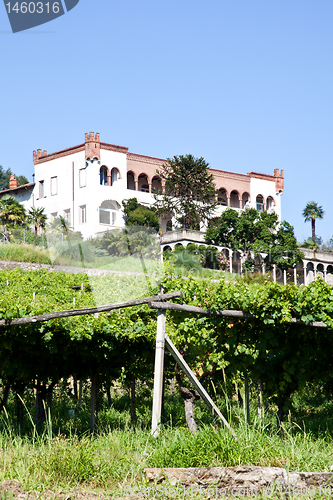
{"left": 79, "top": 168, "right": 86, "bottom": 188}
{"left": 64, "top": 209, "right": 71, "bottom": 225}
{"left": 50, "top": 212, "right": 58, "bottom": 221}
{"left": 51, "top": 176, "right": 57, "bottom": 196}
{"left": 80, "top": 205, "right": 86, "bottom": 224}
{"left": 39, "top": 180, "right": 45, "bottom": 198}
{"left": 99, "top": 209, "right": 110, "bottom": 225}
{"left": 256, "top": 203, "right": 264, "bottom": 212}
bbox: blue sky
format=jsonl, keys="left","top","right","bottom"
{"left": 0, "top": 0, "right": 332, "bottom": 243}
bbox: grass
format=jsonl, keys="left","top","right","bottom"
{"left": 0, "top": 383, "right": 332, "bottom": 499}
{"left": 0, "top": 244, "right": 51, "bottom": 265}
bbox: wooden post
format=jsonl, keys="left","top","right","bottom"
{"left": 151, "top": 309, "right": 166, "bottom": 436}
{"left": 258, "top": 381, "right": 263, "bottom": 418}
{"left": 245, "top": 378, "right": 250, "bottom": 425}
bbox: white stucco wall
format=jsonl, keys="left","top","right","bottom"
{"left": 249, "top": 177, "right": 281, "bottom": 220}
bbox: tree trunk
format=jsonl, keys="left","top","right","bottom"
{"left": 276, "top": 393, "right": 290, "bottom": 429}
{"left": 312, "top": 218, "right": 316, "bottom": 242}
{"left": 16, "top": 394, "right": 23, "bottom": 426}
{"left": 35, "top": 383, "right": 46, "bottom": 431}
{"left": 73, "top": 379, "right": 78, "bottom": 400}
{"left": 184, "top": 395, "right": 198, "bottom": 432}
{"left": 106, "top": 386, "right": 112, "bottom": 408}
{"left": 0, "top": 384, "right": 10, "bottom": 414}
{"left": 79, "top": 381, "right": 83, "bottom": 407}
{"left": 175, "top": 363, "right": 199, "bottom": 432}
{"left": 35, "top": 380, "right": 56, "bottom": 431}
{"left": 90, "top": 374, "right": 98, "bottom": 432}
{"left": 237, "top": 389, "right": 243, "bottom": 409}
{"left": 129, "top": 380, "right": 136, "bottom": 428}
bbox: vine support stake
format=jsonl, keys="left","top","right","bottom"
{"left": 151, "top": 308, "right": 166, "bottom": 437}
{"left": 245, "top": 378, "right": 250, "bottom": 425}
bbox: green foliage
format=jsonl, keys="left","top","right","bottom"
{"left": 206, "top": 208, "right": 303, "bottom": 271}
{"left": 0, "top": 166, "right": 28, "bottom": 190}
{"left": 164, "top": 243, "right": 229, "bottom": 273}
{"left": 122, "top": 197, "right": 159, "bottom": 230}
{"left": 154, "top": 154, "right": 216, "bottom": 229}
{"left": 0, "top": 195, "right": 26, "bottom": 231}
{"left": 93, "top": 227, "right": 159, "bottom": 259}
{"left": 162, "top": 274, "right": 333, "bottom": 419}
{"left": 1, "top": 268, "right": 333, "bottom": 432}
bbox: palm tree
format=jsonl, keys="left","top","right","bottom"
{"left": 302, "top": 202, "right": 324, "bottom": 243}
{"left": 28, "top": 207, "right": 47, "bottom": 234}
{"left": 0, "top": 195, "right": 26, "bottom": 229}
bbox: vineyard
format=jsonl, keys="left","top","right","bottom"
{"left": 1, "top": 268, "right": 333, "bottom": 496}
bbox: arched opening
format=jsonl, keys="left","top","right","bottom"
{"left": 166, "top": 220, "right": 172, "bottom": 232}
{"left": 152, "top": 176, "right": 162, "bottom": 193}
{"left": 163, "top": 245, "right": 172, "bottom": 252}
{"left": 127, "top": 171, "right": 135, "bottom": 190}
{"left": 230, "top": 190, "right": 240, "bottom": 208}
{"left": 138, "top": 173, "right": 149, "bottom": 193}
{"left": 317, "top": 263, "right": 324, "bottom": 278}
{"left": 242, "top": 192, "right": 250, "bottom": 209}
{"left": 266, "top": 196, "right": 274, "bottom": 210}
{"left": 217, "top": 188, "right": 227, "bottom": 206}
{"left": 327, "top": 265, "right": 333, "bottom": 285}
{"left": 111, "top": 168, "right": 119, "bottom": 185}
{"left": 232, "top": 250, "right": 241, "bottom": 274}
{"left": 100, "top": 166, "right": 108, "bottom": 186}
{"left": 99, "top": 200, "right": 120, "bottom": 226}
{"left": 256, "top": 195, "right": 264, "bottom": 212}
{"left": 306, "top": 262, "right": 314, "bottom": 284}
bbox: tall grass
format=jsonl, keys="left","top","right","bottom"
{"left": 0, "top": 244, "right": 51, "bottom": 265}
{"left": 0, "top": 385, "right": 332, "bottom": 496}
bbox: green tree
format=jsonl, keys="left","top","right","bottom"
{"left": 302, "top": 201, "right": 324, "bottom": 243}
{"left": 0, "top": 166, "right": 28, "bottom": 190}
{"left": 206, "top": 208, "right": 302, "bottom": 271}
{"left": 123, "top": 198, "right": 159, "bottom": 230}
{"left": 28, "top": 207, "right": 47, "bottom": 234}
{"left": 154, "top": 154, "right": 216, "bottom": 230}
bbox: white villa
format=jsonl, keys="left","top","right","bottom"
{"left": 1, "top": 132, "right": 284, "bottom": 239}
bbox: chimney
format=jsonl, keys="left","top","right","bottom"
{"left": 9, "top": 175, "right": 17, "bottom": 190}
{"left": 85, "top": 131, "right": 101, "bottom": 161}
{"left": 274, "top": 169, "right": 284, "bottom": 194}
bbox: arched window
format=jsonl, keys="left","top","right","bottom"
{"left": 138, "top": 173, "right": 149, "bottom": 192}
{"left": 152, "top": 176, "right": 162, "bottom": 193}
{"left": 100, "top": 166, "right": 108, "bottom": 186}
{"left": 111, "top": 168, "right": 119, "bottom": 185}
{"left": 127, "top": 171, "right": 135, "bottom": 190}
{"left": 266, "top": 196, "right": 274, "bottom": 210}
{"left": 99, "top": 200, "right": 120, "bottom": 225}
{"left": 230, "top": 190, "right": 240, "bottom": 208}
{"left": 217, "top": 188, "right": 227, "bottom": 206}
{"left": 242, "top": 192, "right": 250, "bottom": 209}
{"left": 256, "top": 195, "right": 264, "bottom": 212}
